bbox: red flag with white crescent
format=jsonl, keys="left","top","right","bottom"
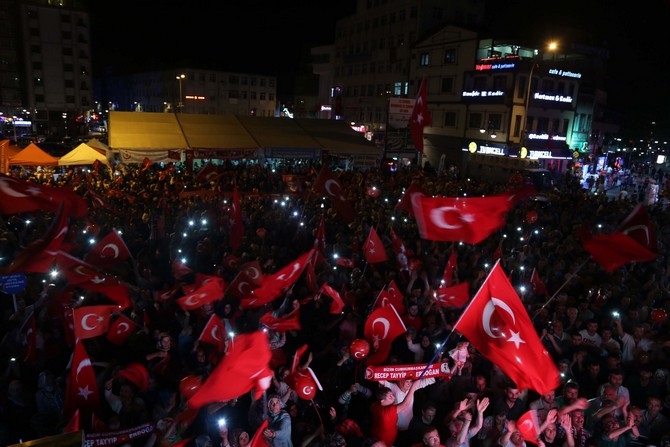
{"left": 198, "top": 313, "right": 227, "bottom": 352}
{"left": 106, "top": 313, "right": 136, "bottom": 346}
{"left": 73, "top": 305, "right": 117, "bottom": 339}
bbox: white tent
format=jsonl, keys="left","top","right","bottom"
{"left": 58, "top": 142, "right": 110, "bottom": 166}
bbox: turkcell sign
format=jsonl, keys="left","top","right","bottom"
{"left": 0, "top": 273, "right": 27, "bottom": 294}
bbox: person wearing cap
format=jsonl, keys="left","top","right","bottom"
{"left": 263, "top": 394, "right": 293, "bottom": 447}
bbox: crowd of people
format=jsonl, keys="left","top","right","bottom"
{"left": 0, "top": 158, "right": 669, "bottom": 447}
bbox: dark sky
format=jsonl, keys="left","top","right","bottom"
{"left": 89, "top": 1, "right": 670, "bottom": 136}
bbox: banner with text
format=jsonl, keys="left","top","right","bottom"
{"left": 364, "top": 362, "right": 451, "bottom": 381}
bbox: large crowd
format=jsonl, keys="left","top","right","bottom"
{"left": 0, "top": 159, "right": 669, "bottom": 447}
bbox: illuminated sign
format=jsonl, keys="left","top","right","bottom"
{"left": 462, "top": 90, "right": 505, "bottom": 98}
{"left": 548, "top": 68, "right": 582, "bottom": 79}
{"left": 475, "top": 62, "right": 517, "bottom": 71}
{"left": 185, "top": 95, "right": 205, "bottom": 100}
{"left": 320, "top": 105, "right": 332, "bottom": 111}
{"left": 528, "top": 133, "right": 567, "bottom": 141}
{"left": 350, "top": 125, "right": 367, "bottom": 133}
{"left": 529, "top": 150, "right": 553, "bottom": 159}
{"left": 533, "top": 93, "right": 572, "bottom": 103}
{"left": 478, "top": 145, "right": 505, "bottom": 155}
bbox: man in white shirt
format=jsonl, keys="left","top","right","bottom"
{"left": 379, "top": 376, "right": 436, "bottom": 431}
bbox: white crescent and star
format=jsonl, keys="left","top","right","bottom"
{"left": 481, "top": 297, "right": 526, "bottom": 349}
{"left": 100, "top": 243, "right": 120, "bottom": 259}
{"left": 371, "top": 317, "right": 390, "bottom": 340}
{"left": 116, "top": 322, "right": 130, "bottom": 334}
{"left": 246, "top": 267, "right": 261, "bottom": 280}
{"left": 81, "top": 314, "right": 100, "bottom": 331}
{"left": 430, "top": 206, "right": 474, "bottom": 230}
{"left": 622, "top": 224, "right": 651, "bottom": 245}
{"left": 184, "top": 293, "right": 207, "bottom": 307}
{"left": 276, "top": 262, "right": 301, "bottom": 282}
{"left": 302, "top": 385, "right": 314, "bottom": 397}
{"left": 76, "top": 358, "right": 92, "bottom": 380}
{"left": 211, "top": 325, "right": 221, "bottom": 341}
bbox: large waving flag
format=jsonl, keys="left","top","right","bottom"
{"left": 363, "top": 226, "right": 388, "bottom": 264}
{"left": 580, "top": 203, "right": 658, "bottom": 272}
{"left": 364, "top": 304, "right": 407, "bottom": 366}
{"left": 187, "top": 331, "right": 273, "bottom": 409}
{"left": 84, "top": 229, "right": 132, "bottom": 267}
{"left": 453, "top": 260, "right": 559, "bottom": 395}
{"left": 409, "top": 77, "right": 432, "bottom": 153}
{"left": 64, "top": 341, "right": 100, "bottom": 418}
{"left": 0, "top": 173, "right": 87, "bottom": 217}
{"left": 412, "top": 189, "right": 526, "bottom": 244}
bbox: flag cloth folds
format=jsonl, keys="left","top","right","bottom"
{"left": 412, "top": 191, "right": 519, "bottom": 244}
{"left": 106, "top": 313, "right": 136, "bottom": 346}
{"left": 363, "top": 227, "right": 388, "bottom": 264}
{"left": 85, "top": 229, "right": 132, "bottom": 267}
{"left": 260, "top": 308, "right": 301, "bottom": 332}
{"left": 441, "top": 250, "right": 457, "bottom": 287}
{"left": 312, "top": 166, "right": 355, "bottom": 223}
{"left": 516, "top": 409, "right": 541, "bottom": 443}
{"left": 318, "top": 283, "right": 345, "bottom": 314}
{"left": 198, "top": 313, "right": 227, "bottom": 353}
{"left": 453, "top": 260, "right": 559, "bottom": 395}
{"left": 176, "top": 279, "right": 225, "bottom": 311}
{"left": 581, "top": 203, "right": 658, "bottom": 272}
{"left": 187, "top": 331, "right": 273, "bottom": 409}
{"left": 64, "top": 341, "right": 100, "bottom": 418}
{"left": 435, "top": 282, "right": 470, "bottom": 308}
{"left": 530, "top": 268, "right": 548, "bottom": 296}
{"left": 409, "top": 77, "right": 432, "bottom": 153}
{"left": 73, "top": 305, "right": 118, "bottom": 339}
{"left": 396, "top": 182, "right": 426, "bottom": 216}
{"left": 0, "top": 173, "right": 88, "bottom": 217}
{"left": 364, "top": 305, "right": 407, "bottom": 366}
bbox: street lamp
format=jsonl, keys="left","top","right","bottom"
{"left": 520, "top": 42, "right": 558, "bottom": 150}
{"left": 176, "top": 74, "right": 185, "bottom": 112}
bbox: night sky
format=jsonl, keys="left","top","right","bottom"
{"left": 89, "top": 0, "right": 670, "bottom": 137}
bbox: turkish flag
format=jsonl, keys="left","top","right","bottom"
{"left": 198, "top": 313, "right": 228, "bottom": 352}
{"left": 364, "top": 304, "right": 407, "bottom": 366}
{"left": 182, "top": 274, "right": 226, "bottom": 295}
{"left": 154, "top": 285, "right": 180, "bottom": 302}
{"left": 73, "top": 305, "right": 117, "bottom": 339}
{"left": 310, "top": 216, "right": 327, "bottom": 266}
{"left": 3, "top": 201, "right": 69, "bottom": 274}
{"left": 195, "top": 163, "right": 221, "bottom": 184}
{"left": 530, "top": 268, "right": 548, "bottom": 296}
{"left": 230, "top": 186, "right": 245, "bottom": 252}
{"left": 336, "top": 257, "right": 355, "bottom": 268}
{"left": 114, "top": 362, "right": 150, "bottom": 392}
{"left": 453, "top": 260, "right": 559, "bottom": 395}
{"left": 318, "top": 283, "right": 345, "bottom": 314}
{"left": 312, "top": 166, "right": 355, "bottom": 223}
{"left": 106, "top": 313, "right": 136, "bottom": 346}
{"left": 172, "top": 259, "right": 194, "bottom": 279}
{"left": 364, "top": 227, "right": 388, "bottom": 264}
{"left": 250, "top": 420, "right": 271, "bottom": 447}
{"left": 239, "top": 260, "right": 264, "bottom": 286}
{"left": 260, "top": 308, "right": 301, "bottom": 332}
{"left": 85, "top": 186, "right": 110, "bottom": 210}
{"left": 396, "top": 182, "right": 426, "bottom": 216}
{"left": 85, "top": 229, "right": 131, "bottom": 267}
{"left": 373, "top": 285, "right": 406, "bottom": 316}
{"left": 56, "top": 252, "right": 132, "bottom": 309}
{"left": 0, "top": 173, "right": 87, "bottom": 217}
{"left": 187, "top": 331, "right": 273, "bottom": 409}
{"left": 64, "top": 340, "right": 100, "bottom": 418}
{"left": 227, "top": 270, "right": 261, "bottom": 299}
{"left": 176, "top": 279, "right": 225, "bottom": 311}
{"left": 261, "top": 249, "right": 314, "bottom": 294}
{"left": 435, "top": 282, "right": 470, "bottom": 308}
{"left": 21, "top": 312, "right": 38, "bottom": 363}
{"left": 517, "top": 409, "right": 541, "bottom": 443}
{"left": 389, "top": 227, "right": 409, "bottom": 275}
{"left": 409, "top": 78, "right": 432, "bottom": 152}
{"left": 63, "top": 408, "right": 80, "bottom": 433}
{"left": 412, "top": 193, "right": 515, "bottom": 244}
{"left": 140, "top": 157, "right": 152, "bottom": 172}
{"left": 442, "top": 250, "right": 457, "bottom": 287}
{"left": 581, "top": 204, "right": 658, "bottom": 272}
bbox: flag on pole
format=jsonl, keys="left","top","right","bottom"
{"left": 409, "top": 78, "right": 432, "bottom": 153}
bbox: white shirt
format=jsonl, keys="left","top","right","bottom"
{"left": 379, "top": 377, "right": 435, "bottom": 430}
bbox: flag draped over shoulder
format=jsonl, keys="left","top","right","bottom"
{"left": 453, "top": 260, "right": 559, "bottom": 395}
{"left": 412, "top": 188, "right": 526, "bottom": 244}
{"left": 409, "top": 78, "right": 431, "bottom": 153}
{"left": 580, "top": 203, "right": 658, "bottom": 272}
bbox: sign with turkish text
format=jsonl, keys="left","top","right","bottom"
{"left": 364, "top": 362, "right": 451, "bottom": 381}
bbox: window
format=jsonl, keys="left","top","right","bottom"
{"left": 63, "top": 47, "right": 73, "bottom": 56}
{"left": 241, "top": 77, "right": 247, "bottom": 85}
{"left": 61, "top": 31, "right": 72, "bottom": 40}
{"left": 441, "top": 77, "right": 454, "bottom": 93}
{"left": 444, "top": 111, "right": 457, "bottom": 127}
{"left": 541, "top": 79, "right": 553, "bottom": 93}
{"left": 250, "top": 91, "right": 256, "bottom": 100}
{"left": 260, "top": 78, "right": 266, "bottom": 87}
{"left": 260, "top": 92, "right": 266, "bottom": 100}
{"left": 64, "top": 79, "right": 74, "bottom": 88}
{"left": 66, "top": 95, "right": 75, "bottom": 103}
{"left": 269, "top": 93, "right": 275, "bottom": 101}
{"left": 493, "top": 76, "right": 506, "bottom": 90}
{"left": 32, "top": 61, "right": 42, "bottom": 70}
{"left": 488, "top": 113, "right": 503, "bottom": 130}
{"left": 537, "top": 117, "right": 549, "bottom": 134}
{"left": 444, "top": 49, "right": 457, "bottom": 64}
{"left": 63, "top": 64, "right": 73, "bottom": 72}
{"left": 473, "top": 76, "right": 486, "bottom": 90}
{"left": 513, "top": 115, "right": 522, "bottom": 137}
{"left": 31, "top": 44, "right": 41, "bottom": 53}
{"left": 229, "top": 90, "right": 239, "bottom": 99}
{"left": 229, "top": 75, "right": 239, "bottom": 84}
{"left": 394, "top": 82, "right": 403, "bottom": 96}
{"left": 468, "top": 112, "right": 483, "bottom": 129}
{"left": 419, "top": 53, "right": 430, "bottom": 66}
{"left": 250, "top": 77, "right": 257, "bottom": 86}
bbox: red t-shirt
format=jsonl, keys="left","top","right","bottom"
{"left": 370, "top": 402, "right": 398, "bottom": 446}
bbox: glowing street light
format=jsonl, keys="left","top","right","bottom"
{"left": 176, "top": 74, "right": 186, "bottom": 111}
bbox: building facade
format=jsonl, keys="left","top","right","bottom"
{"left": 0, "top": 0, "right": 93, "bottom": 138}
{"left": 103, "top": 69, "right": 277, "bottom": 118}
